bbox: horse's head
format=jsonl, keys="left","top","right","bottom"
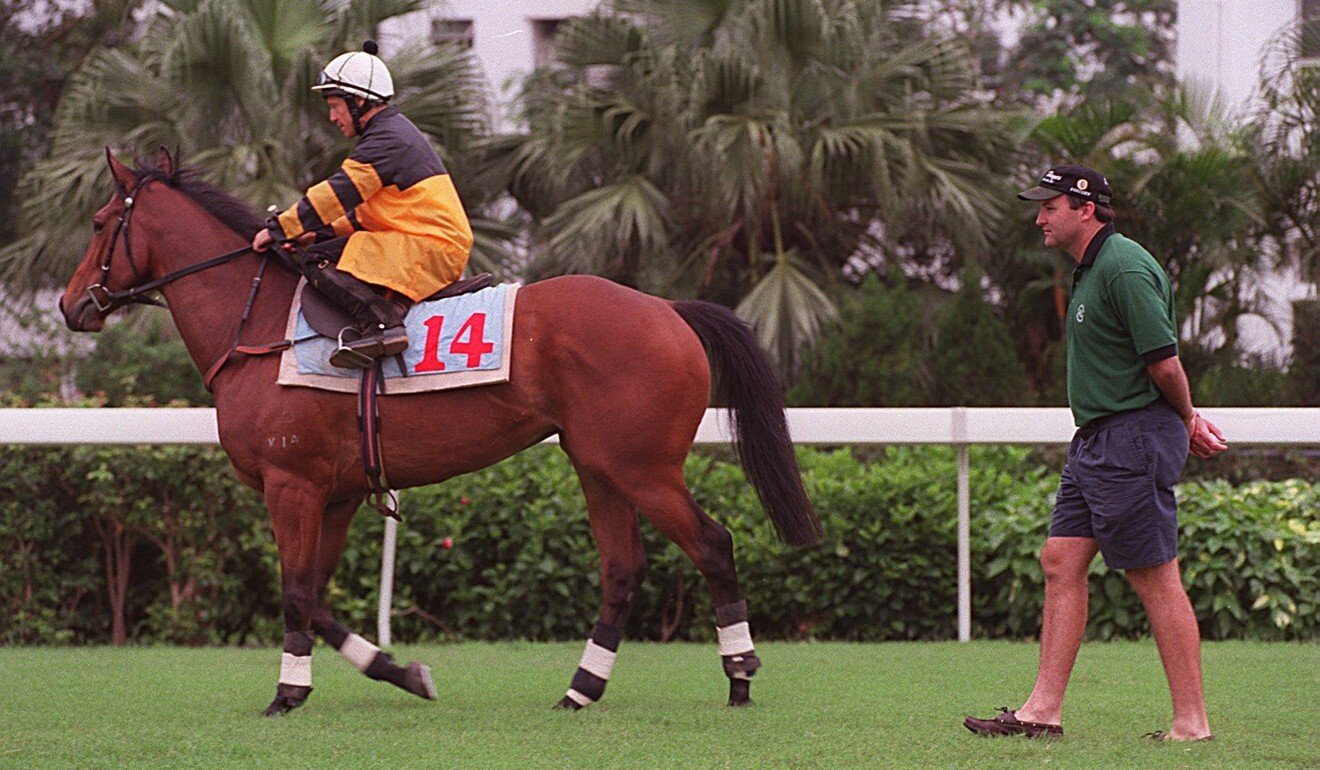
{"left": 59, "top": 147, "right": 176, "bottom": 331}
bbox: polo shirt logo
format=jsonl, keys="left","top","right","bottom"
{"left": 1076, "top": 304, "right": 1086, "bottom": 323}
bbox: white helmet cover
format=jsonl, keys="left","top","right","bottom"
{"left": 312, "top": 48, "right": 394, "bottom": 102}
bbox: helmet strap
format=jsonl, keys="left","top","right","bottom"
{"left": 347, "top": 97, "right": 366, "bottom": 137}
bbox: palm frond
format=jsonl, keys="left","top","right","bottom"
{"left": 734, "top": 251, "right": 837, "bottom": 372}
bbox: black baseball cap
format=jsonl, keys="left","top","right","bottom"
{"left": 1018, "top": 164, "right": 1113, "bottom": 205}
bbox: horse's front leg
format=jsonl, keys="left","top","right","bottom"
{"left": 262, "top": 475, "right": 329, "bottom": 716}
{"left": 309, "top": 499, "right": 436, "bottom": 702}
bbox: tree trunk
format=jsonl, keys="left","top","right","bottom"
{"left": 96, "top": 518, "right": 135, "bottom": 646}
{"left": 1290, "top": 299, "right": 1320, "bottom": 404}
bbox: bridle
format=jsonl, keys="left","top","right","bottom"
{"left": 86, "top": 175, "right": 255, "bottom": 313}
{"left": 84, "top": 173, "right": 290, "bottom": 391}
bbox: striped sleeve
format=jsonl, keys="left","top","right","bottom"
{"left": 270, "top": 159, "right": 384, "bottom": 239}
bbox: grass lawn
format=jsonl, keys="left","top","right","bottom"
{"left": 0, "top": 641, "right": 1315, "bottom": 768}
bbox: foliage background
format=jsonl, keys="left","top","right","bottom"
{"left": 2, "top": 444, "right": 1314, "bottom": 646}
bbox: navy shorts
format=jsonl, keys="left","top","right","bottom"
{"left": 1049, "top": 401, "right": 1189, "bottom": 570}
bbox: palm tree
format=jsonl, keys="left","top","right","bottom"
{"left": 487, "top": 0, "right": 1022, "bottom": 372}
{"left": 0, "top": 0, "right": 509, "bottom": 294}
{"left": 1250, "top": 16, "right": 1319, "bottom": 295}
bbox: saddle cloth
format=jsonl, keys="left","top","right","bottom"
{"left": 277, "top": 279, "right": 518, "bottom": 394}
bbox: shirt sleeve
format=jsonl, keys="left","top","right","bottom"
{"left": 1107, "top": 268, "right": 1178, "bottom": 357}
{"left": 266, "top": 154, "right": 385, "bottom": 240}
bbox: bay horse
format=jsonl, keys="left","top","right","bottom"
{"left": 60, "top": 148, "right": 820, "bottom": 715}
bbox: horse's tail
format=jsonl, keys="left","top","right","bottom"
{"left": 671, "top": 300, "right": 822, "bottom": 547}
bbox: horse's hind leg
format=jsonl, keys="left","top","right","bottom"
{"left": 555, "top": 472, "right": 647, "bottom": 710}
{"left": 310, "top": 499, "right": 436, "bottom": 701}
{"left": 623, "top": 473, "right": 761, "bottom": 706}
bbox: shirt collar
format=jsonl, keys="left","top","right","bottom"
{"left": 1080, "top": 223, "right": 1116, "bottom": 267}
{"left": 362, "top": 104, "right": 397, "bottom": 132}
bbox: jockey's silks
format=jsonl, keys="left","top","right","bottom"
{"left": 267, "top": 105, "right": 473, "bottom": 302}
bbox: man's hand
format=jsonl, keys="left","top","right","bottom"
{"left": 252, "top": 229, "right": 313, "bottom": 254}
{"left": 252, "top": 228, "right": 274, "bottom": 252}
{"left": 1185, "top": 413, "right": 1228, "bottom": 459}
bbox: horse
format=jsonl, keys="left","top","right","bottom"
{"left": 60, "top": 147, "right": 821, "bottom": 715}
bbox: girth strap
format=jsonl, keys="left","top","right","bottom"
{"left": 359, "top": 362, "right": 400, "bottom": 520}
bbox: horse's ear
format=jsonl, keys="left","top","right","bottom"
{"left": 155, "top": 145, "right": 174, "bottom": 175}
{"left": 105, "top": 147, "right": 135, "bottom": 193}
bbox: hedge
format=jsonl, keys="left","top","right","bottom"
{"left": 1, "top": 445, "right": 1315, "bottom": 645}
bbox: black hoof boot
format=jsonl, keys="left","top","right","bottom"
{"left": 723, "top": 652, "right": 761, "bottom": 707}
{"left": 403, "top": 662, "right": 437, "bottom": 700}
{"left": 728, "top": 679, "right": 752, "bottom": 707}
{"left": 262, "top": 684, "right": 312, "bottom": 716}
{"left": 554, "top": 695, "right": 585, "bottom": 710}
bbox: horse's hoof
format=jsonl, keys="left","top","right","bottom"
{"left": 262, "top": 684, "right": 312, "bottom": 716}
{"left": 554, "top": 695, "right": 584, "bottom": 710}
{"left": 403, "top": 662, "right": 437, "bottom": 700}
{"left": 727, "top": 679, "right": 752, "bottom": 707}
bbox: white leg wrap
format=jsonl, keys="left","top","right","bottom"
{"left": 340, "top": 633, "right": 380, "bottom": 673}
{"left": 280, "top": 653, "right": 312, "bottom": 687}
{"left": 564, "top": 688, "right": 594, "bottom": 707}
{"left": 577, "top": 640, "right": 617, "bottom": 680}
{"left": 717, "top": 621, "right": 754, "bottom": 657}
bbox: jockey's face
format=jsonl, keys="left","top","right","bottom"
{"left": 326, "top": 96, "right": 356, "bottom": 138}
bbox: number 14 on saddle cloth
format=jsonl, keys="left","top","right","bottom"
{"left": 277, "top": 281, "right": 517, "bottom": 394}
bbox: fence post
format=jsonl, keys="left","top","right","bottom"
{"left": 378, "top": 512, "right": 398, "bottom": 647}
{"left": 953, "top": 407, "right": 971, "bottom": 642}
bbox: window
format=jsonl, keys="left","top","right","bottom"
{"left": 1302, "top": 0, "right": 1319, "bottom": 59}
{"left": 432, "top": 19, "right": 475, "bottom": 48}
{"left": 532, "top": 18, "right": 564, "bottom": 67}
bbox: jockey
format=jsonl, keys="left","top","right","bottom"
{"left": 252, "top": 41, "right": 473, "bottom": 368}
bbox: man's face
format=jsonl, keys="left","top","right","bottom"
{"left": 1034, "top": 195, "right": 1091, "bottom": 251}
{"left": 326, "top": 96, "right": 355, "bottom": 138}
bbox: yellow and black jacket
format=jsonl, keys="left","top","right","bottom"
{"left": 266, "top": 105, "right": 473, "bottom": 301}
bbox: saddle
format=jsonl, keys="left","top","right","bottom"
{"left": 300, "top": 273, "right": 495, "bottom": 340}
{"left": 299, "top": 272, "right": 494, "bottom": 521}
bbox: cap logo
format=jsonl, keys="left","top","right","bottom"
{"left": 1043, "top": 170, "right": 1064, "bottom": 184}
{"left": 1075, "top": 178, "right": 1089, "bottom": 191}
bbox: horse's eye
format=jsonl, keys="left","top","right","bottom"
{"left": 93, "top": 221, "right": 105, "bottom": 233}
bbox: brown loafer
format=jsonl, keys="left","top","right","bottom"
{"left": 964, "top": 707, "right": 1063, "bottom": 738}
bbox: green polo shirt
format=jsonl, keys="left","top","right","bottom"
{"left": 1066, "top": 225, "right": 1178, "bottom": 427}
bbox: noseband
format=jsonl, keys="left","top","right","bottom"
{"left": 86, "top": 176, "right": 254, "bottom": 313}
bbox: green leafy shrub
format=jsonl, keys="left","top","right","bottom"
{"left": 929, "top": 271, "right": 1032, "bottom": 406}
{"left": 74, "top": 310, "right": 212, "bottom": 406}
{"left": 1, "top": 444, "right": 1315, "bottom": 645}
{"left": 788, "top": 275, "right": 934, "bottom": 406}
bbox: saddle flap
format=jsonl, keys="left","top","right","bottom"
{"left": 299, "top": 283, "right": 356, "bottom": 339}
{"left": 424, "top": 273, "right": 495, "bottom": 302}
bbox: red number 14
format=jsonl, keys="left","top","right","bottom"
{"left": 415, "top": 313, "right": 495, "bottom": 373}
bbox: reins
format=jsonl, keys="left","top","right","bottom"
{"left": 89, "top": 174, "right": 297, "bottom": 390}
{"left": 87, "top": 177, "right": 257, "bottom": 313}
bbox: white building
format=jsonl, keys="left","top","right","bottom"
{"left": 1176, "top": 0, "right": 1313, "bottom": 111}
{"left": 1177, "top": 0, "right": 1315, "bottom": 360}
{"left": 377, "top": 0, "right": 601, "bottom": 120}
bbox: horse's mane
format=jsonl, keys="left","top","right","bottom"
{"left": 133, "top": 164, "right": 265, "bottom": 238}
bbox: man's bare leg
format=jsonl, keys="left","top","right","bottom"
{"left": 1125, "top": 557, "right": 1212, "bottom": 740}
{"left": 1015, "top": 536, "right": 1099, "bottom": 726}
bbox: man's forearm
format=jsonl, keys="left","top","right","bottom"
{"left": 1145, "top": 355, "right": 1196, "bottom": 422}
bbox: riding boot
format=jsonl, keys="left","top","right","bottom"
{"left": 302, "top": 261, "right": 410, "bottom": 369}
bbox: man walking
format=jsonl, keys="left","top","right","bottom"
{"left": 964, "top": 165, "right": 1227, "bottom": 741}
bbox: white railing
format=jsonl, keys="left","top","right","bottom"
{"left": 4, "top": 407, "right": 1318, "bottom": 642}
